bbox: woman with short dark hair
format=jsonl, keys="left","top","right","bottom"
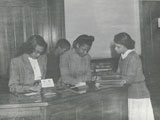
{"left": 9, "top": 35, "right": 48, "bottom": 93}
{"left": 60, "top": 34, "right": 94, "bottom": 85}
{"left": 114, "top": 32, "right": 154, "bottom": 120}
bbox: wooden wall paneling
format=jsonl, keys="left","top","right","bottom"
{"left": 24, "top": 6, "right": 34, "bottom": 39}
{"left": 47, "top": 0, "right": 65, "bottom": 51}
{"left": 31, "top": 7, "right": 39, "bottom": 36}
{"left": 0, "top": 0, "right": 44, "bottom": 7}
{"left": 0, "top": 0, "right": 65, "bottom": 76}
{"left": 6, "top": 7, "right": 16, "bottom": 58}
{"left": 0, "top": 7, "right": 9, "bottom": 74}
{"left": 36, "top": 5, "right": 51, "bottom": 47}
{"left": 13, "top": 7, "right": 25, "bottom": 52}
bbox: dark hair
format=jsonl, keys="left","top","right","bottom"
{"left": 56, "top": 39, "right": 71, "bottom": 49}
{"left": 73, "top": 34, "right": 94, "bottom": 48}
{"left": 23, "top": 35, "right": 47, "bottom": 54}
{"left": 114, "top": 32, "right": 135, "bottom": 49}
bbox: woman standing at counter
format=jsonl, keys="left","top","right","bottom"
{"left": 9, "top": 35, "right": 48, "bottom": 93}
{"left": 114, "top": 32, "right": 154, "bottom": 120}
{"left": 60, "top": 34, "right": 94, "bottom": 85}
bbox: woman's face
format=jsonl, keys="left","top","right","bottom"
{"left": 30, "top": 45, "right": 44, "bottom": 59}
{"left": 114, "top": 43, "right": 127, "bottom": 54}
{"left": 57, "top": 46, "right": 70, "bottom": 55}
{"left": 76, "top": 44, "right": 90, "bottom": 57}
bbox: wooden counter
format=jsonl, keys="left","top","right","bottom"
{"left": 0, "top": 86, "right": 127, "bottom": 120}
{"left": 0, "top": 93, "right": 48, "bottom": 120}
{"left": 46, "top": 86, "right": 128, "bottom": 120}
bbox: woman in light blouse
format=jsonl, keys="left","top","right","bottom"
{"left": 8, "top": 35, "right": 48, "bottom": 93}
{"left": 114, "top": 32, "right": 154, "bottom": 120}
{"left": 60, "top": 34, "right": 94, "bottom": 85}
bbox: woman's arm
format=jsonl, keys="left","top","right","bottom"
{"left": 80, "top": 55, "right": 91, "bottom": 82}
{"left": 9, "top": 59, "right": 31, "bottom": 93}
{"left": 122, "top": 56, "right": 140, "bottom": 85}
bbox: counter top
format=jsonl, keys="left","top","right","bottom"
{"left": 0, "top": 83, "right": 127, "bottom": 120}
{"left": 0, "top": 83, "right": 126, "bottom": 106}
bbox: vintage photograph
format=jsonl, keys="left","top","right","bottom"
{"left": 0, "top": 0, "right": 159, "bottom": 120}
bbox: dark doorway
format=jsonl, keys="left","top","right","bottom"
{"left": 140, "top": 1, "right": 160, "bottom": 77}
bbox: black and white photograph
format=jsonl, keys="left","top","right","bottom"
{"left": 0, "top": 0, "right": 159, "bottom": 120}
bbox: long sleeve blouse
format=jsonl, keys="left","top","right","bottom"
{"left": 60, "top": 49, "right": 91, "bottom": 85}
{"left": 118, "top": 51, "right": 150, "bottom": 98}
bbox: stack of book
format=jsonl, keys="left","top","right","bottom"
{"left": 92, "top": 63, "right": 114, "bottom": 79}
{"left": 71, "top": 82, "right": 88, "bottom": 94}
{"left": 100, "top": 74, "right": 121, "bottom": 80}
{"left": 97, "top": 79, "right": 123, "bottom": 85}
{"left": 94, "top": 63, "right": 112, "bottom": 73}
{"left": 95, "top": 74, "right": 124, "bottom": 88}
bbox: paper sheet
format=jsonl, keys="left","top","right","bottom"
{"left": 24, "top": 92, "right": 39, "bottom": 96}
{"left": 41, "top": 78, "right": 55, "bottom": 88}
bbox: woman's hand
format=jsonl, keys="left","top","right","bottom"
{"left": 29, "top": 84, "right": 42, "bottom": 92}
{"left": 120, "top": 80, "right": 127, "bottom": 86}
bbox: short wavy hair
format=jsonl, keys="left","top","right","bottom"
{"left": 23, "top": 35, "right": 48, "bottom": 54}
{"left": 72, "top": 34, "right": 94, "bottom": 48}
{"left": 114, "top": 32, "right": 135, "bottom": 49}
{"left": 56, "top": 39, "right": 71, "bottom": 49}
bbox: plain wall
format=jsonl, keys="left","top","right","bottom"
{"left": 64, "top": 0, "right": 141, "bottom": 59}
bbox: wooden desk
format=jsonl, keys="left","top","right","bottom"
{"left": 46, "top": 86, "right": 128, "bottom": 120}
{"left": 0, "top": 85, "right": 127, "bottom": 120}
{"left": 0, "top": 94, "right": 48, "bottom": 120}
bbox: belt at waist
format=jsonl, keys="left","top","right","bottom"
{"left": 132, "top": 80, "right": 145, "bottom": 84}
